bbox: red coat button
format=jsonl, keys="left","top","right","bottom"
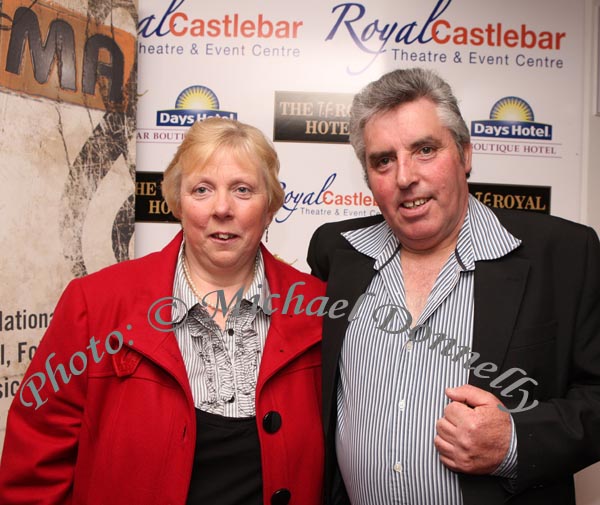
{"left": 271, "top": 488, "right": 291, "bottom": 505}
{"left": 262, "top": 411, "right": 282, "bottom": 433}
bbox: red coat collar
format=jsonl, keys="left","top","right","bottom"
{"left": 111, "top": 231, "right": 323, "bottom": 398}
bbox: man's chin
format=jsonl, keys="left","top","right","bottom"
{"left": 392, "top": 226, "right": 448, "bottom": 253}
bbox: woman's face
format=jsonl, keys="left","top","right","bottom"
{"left": 179, "top": 149, "right": 273, "bottom": 275}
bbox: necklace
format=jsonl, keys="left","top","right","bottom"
{"left": 182, "top": 255, "right": 219, "bottom": 310}
{"left": 181, "top": 249, "right": 259, "bottom": 312}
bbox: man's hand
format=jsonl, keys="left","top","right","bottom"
{"left": 434, "top": 384, "right": 511, "bottom": 475}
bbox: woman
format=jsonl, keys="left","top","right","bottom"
{"left": 0, "top": 118, "right": 324, "bottom": 505}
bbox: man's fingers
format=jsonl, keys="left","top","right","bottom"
{"left": 442, "top": 399, "right": 475, "bottom": 425}
{"left": 434, "top": 434, "right": 454, "bottom": 456}
{"left": 445, "top": 384, "right": 497, "bottom": 408}
{"left": 435, "top": 417, "right": 456, "bottom": 440}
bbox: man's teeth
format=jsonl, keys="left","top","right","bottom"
{"left": 402, "top": 198, "right": 429, "bottom": 209}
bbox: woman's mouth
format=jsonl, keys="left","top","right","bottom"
{"left": 211, "top": 233, "right": 237, "bottom": 240}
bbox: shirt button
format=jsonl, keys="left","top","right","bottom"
{"left": 227, "top": 328, "right": 234, "bottom": 336}
{"left": 405, "top": 341, "right": 414, "bottom": 351}
{"left": 398, "top": 399, "right": 406, "bottom": 411}
{"left": 393, "top": 462, "right": 403, "bottom": 473}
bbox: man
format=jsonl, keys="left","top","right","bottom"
{"left": 307, "top": 68, "right": 600, "bottom": 505}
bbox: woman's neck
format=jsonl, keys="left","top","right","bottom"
{"left": 182, "top": 249, "right": 257, "bottom": 311}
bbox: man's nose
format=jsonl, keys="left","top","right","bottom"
{"left": 396, "top": 154, "right": 418, "bottom": 189}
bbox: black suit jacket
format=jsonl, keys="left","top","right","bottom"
{"left": 307, "top": 208, "right": 600, "bottom": 505}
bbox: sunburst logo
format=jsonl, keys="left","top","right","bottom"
{"left": 490, "top": 97, "right": 534, "bottom": 122}
{"left": 175, "top": 86, "right": 220, "bottom": 110}
{"left": 156, "top": 85, "right": 237, "bottom": 127}
{"left": 471, "top": 96, "right": 551, "bottom": 141}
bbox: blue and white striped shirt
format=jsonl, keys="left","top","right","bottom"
{"left": 336, "top": 195, "right": 521, "bottom": 504}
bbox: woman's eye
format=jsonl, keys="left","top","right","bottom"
{"left": 194, "top": 187, "right": 208, "bottom": 195}
{"left": 236, "top": 186, "right": 251, "bottom": 194}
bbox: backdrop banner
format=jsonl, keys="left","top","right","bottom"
{"left": 0, "top": 0, "right": 137, "bottom": 449}
{"left": 135, "top": 0, "right": 583, "bottom": 274}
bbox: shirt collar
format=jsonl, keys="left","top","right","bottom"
{"left": 342, "top": 194, "right": 521, "bottom": 271}
{"left": 342, "top": 220, "right": 399, "bottom": 271}
{"left": 466, "top": 194, "right": 522, "bottom": 263}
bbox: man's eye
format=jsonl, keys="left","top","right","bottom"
{"left": 378, "top": 157, "right": 393, "bottom": 167}
{"left": 420, "top": 146, "right": 435, "bottom": 155}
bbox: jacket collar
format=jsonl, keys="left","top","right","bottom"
{"left": 112, "top": 231, "right": 191, "bottom": 397}
{"left": 257, "top": 244, "right": 324, "bottom": 391}
{"left": 113, "top": 233, "right": 323, "bottom": 398}
{"left": 470, "top": 253, "right": 530, "bottom": 388}
{"left": 321, "top": 247, "right": 376, "bottom": 437}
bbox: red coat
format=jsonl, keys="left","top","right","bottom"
{"left": 0, "top": 233, "right": 325, "bottom": 505}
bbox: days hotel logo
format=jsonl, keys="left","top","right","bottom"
{"left": 156, "top": 85, "right": 237, "bottom": 127}
{"left": 471, "top": 96, "right": 552, "bottom": 141}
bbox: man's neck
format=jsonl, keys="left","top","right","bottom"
{"left": 400, "top": 242, "right": 457, "bottom": 324}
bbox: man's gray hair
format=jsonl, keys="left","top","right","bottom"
{"left": 349, "top": 68, "right": 471, "bottom": 173}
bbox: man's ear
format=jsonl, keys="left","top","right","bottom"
{"left": 463, "top": 143, "right": 473, "bottom": 178}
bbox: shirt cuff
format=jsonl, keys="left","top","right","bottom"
{"left": 491, "top": 414, "right": 518, "bottom": 480}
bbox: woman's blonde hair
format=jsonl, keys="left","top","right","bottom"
{"left": 162, "top": 117, "right": 284, "bottom": 218}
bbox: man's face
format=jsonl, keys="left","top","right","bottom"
{"left": 364, "top": 98, "right": 472, "bottom": 254}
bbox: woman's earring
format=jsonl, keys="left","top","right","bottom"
{"left": 265, "top": 227, "right": 269, "bottom": 243}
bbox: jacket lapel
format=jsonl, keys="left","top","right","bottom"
{"left": 256, "top": 312, "right": 319, "bottom": 388}
{"left": 322, "top": 248, "right": 376, "bottom": 436}
{"left": 119, "top": 308, "right": 191, "bottom": 393}
{"left": 470, "top": 254, "right": 530, "bottom": 389}
{"left": 111, "top": 232, "right": 193, "bottom": 399}
{"left": 256, "top": 246, "right": 323, "bottom": 390}
{"left": 460, "top": 254, "right": 530, "bottom": 505}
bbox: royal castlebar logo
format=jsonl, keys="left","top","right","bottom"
{"left": 471, "top": 97, "right": 552, "bottom": 141}
{"left": 156, "top": 85, "right": 237, "bottom": 127}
